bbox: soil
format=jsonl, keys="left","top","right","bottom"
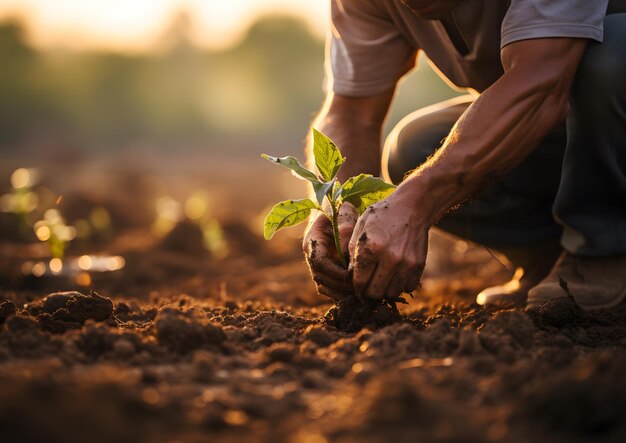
{"left": 324, "top": 296, "right": 403, "bottom": 332}
{"left": 1, "top": 162, "right": 625, "bottom": 443}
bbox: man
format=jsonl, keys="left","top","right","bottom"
{"left": 303, "top": 0, "right": 626, "bottom": 309}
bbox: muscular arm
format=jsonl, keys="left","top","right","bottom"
{"left": 397, "top": 37, "right": 588, "bottom": 224}
{"left": 350, "top": 37, "right": 589, "bottom": 299}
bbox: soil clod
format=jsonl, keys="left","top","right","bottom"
{"left": 155, "top": 308, "right": 225, "bottom": 353}
{"left": 0, "top": 301, "right": 16, "bottom": 324}
{"left": 35, "top": 291, "right": 114, "bottom": 333}
{"left": 324, "top": 296, "right": 401, "bottom": 332}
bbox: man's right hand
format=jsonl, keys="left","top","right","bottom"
{"left": 302, "top": 202, "right": 358, "bottom": 301}
{"left": 304, "top": 88, "right": 395, "bottom": 301}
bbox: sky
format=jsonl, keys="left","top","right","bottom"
{"left": 0, "top": 0, "right": 330, "bottom": 51}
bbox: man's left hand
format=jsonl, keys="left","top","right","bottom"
{"left": 348, "top": 190, "right": 429, "bottom": 300}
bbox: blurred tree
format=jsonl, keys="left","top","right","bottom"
{"left": 0, "top": 20, "right": 41, "bottom": 144}
{"left": 0, "top": 13, "right": 457, "bottom": 156}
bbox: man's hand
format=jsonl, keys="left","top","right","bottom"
{"left": 345, "top": 37, "right": 588, "bottom": 301}
{"left": 348, "top": 190, "right": 428, "bottom": 300}
{"left": 303, "top": 202, "right": 358, "bottom": 301}
{"left": 304, "top": 89, "right": 394, "bottom": 301}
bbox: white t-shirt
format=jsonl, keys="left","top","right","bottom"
{"left": 327, "top": 0, "right": 615, "bottom": 96}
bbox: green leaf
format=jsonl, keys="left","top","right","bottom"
{"left": 312, "top": 180, "right": 335, "bottom": 206}
{"left": 312, "top": 129, "right": 344, "bottom": 181}
{"left": 261, "top": 154, "right": 319, "bottom": 182}
{"left": 263, "top": 198, "right": 318, "bottom": 240}
{"left": 340, "top": 174, "right": 396, "bottom": 214}
{"left": 262, "top": 153, "right": 334, "bottom": 205}
{"left": 340, "top": 174, "right": 395, "bottom": 199}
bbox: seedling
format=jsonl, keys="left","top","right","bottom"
{"left": 1, "top": 168, "right": 39, "bottom": 238}
{"left": 262, "top": 128, "right": 395, "bottom": 268}
{"left": 33, "top": 209, "right": 76, "bottom": 259}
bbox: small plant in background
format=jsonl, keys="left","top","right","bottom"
{"left": 3, "top": 168, "right": 125, "bottom": 280}
{"left": 153, "top": 192, "right": 228, "bottom": 257}
{"left": 262, "top": 128, "right": 395, "bottom": 267}
{"left": 33, "top": 209, "right": 77, "bottom": 259}
{"left": 153, "top": 196, "right": 182, "bottom": 237}
{"left": 0, "top": 168, "right": 40, "bottom": 230}
{"left": 200, "top": 218, "right": 228, "bottom": 258}
{"left": 77, "top": 206, "right": 113, "bottom": 239}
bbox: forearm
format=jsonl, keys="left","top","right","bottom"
{"left": 397, "top": 39, "right": 587, "bottom": 225}
{"left": 312, "top": 110, "right": 382, "bottom": 180}
{"left": 308, "top": 91, "right": 394, "bottom": 181}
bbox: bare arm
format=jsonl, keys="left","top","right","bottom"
{"left": 309, "top": 89, "right": 395, "bottom": 180}
{"left": 350, "top": 37, "right": 589, "bottom": 300}
{"left": 398, "top": 37, "right": 588, "bottom": 224}
{"left": 303, "top": 89, "right": 394, "bottom": 300}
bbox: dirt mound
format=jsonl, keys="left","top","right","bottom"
{"left": 0, "top": 300, "right": 16, "bottom": 324}
{"left": 324, "top": 297, "right": 402, "bottom": 332}
{"left": 155, "top": 307, "right": 225, "bottom": 353}
{"left": 529, "top": 296, "right": 626, "bottom": 347}
{"left": 158, "top": 220, "right": 208, "bottom": 256}
{"left": 30, "top": 291, "right": 114, "bottom": 333}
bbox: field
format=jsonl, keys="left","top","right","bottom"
{"left": 1, "top": 156, "right": 625, "bottom": 443}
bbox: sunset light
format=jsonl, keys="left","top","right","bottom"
{"left": 0, "top": 0, "right": 328, "bottom": 51}
{"left": 1, "top": 1, "right": 623, "bottom": 442}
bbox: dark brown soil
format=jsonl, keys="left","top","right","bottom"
{"left": 1, "top": 165, "right": 625, "bottom": 443}
{"left": 2, "top": 278, "right": 625, "bottom": 443}
{"left": 324, "top": 296, "right": 403, "bottom": 332}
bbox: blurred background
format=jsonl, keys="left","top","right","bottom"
{"left": 0, "top": 1, "right": 487, "bottom": 300}
{"left": 0, "top": 0, "right": 460, "bottom": 161}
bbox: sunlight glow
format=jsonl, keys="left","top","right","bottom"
{"left": 31, "top": 261, "right": 46, "bottom": 277}
{"left": 105, "top": 256, "right": 125, "bottom": 271}
{"left": 10, "top": 168, "right": 32, "bottom": 189}
{"left": 76, "top": 272, "right": 92, "bottom": 286}
{"left": 49, "top": 258, "right": 63, "bottom": 274}
{"left": 78, "top": 255, "right": 93, "bottom": 271}
{"left": 184, "top": 194, "right": 208, "bottom": 220}
{"left": 0, "top": 0, "right": 328, "bottom": 51}
{"left": 35, "top": 224, "right": 51, "bottom": 242}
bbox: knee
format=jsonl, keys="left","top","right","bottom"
{"left": 382, "top": 97, "right": 472, "bottom": 184}
{"left": 383, "top": 112, "right": 455, "bottom": 185}
{"left": 383, "top": 121, "right": 434, "bottom": 185}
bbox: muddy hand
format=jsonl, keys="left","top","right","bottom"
{"left": 348, "top": 194, "right": 428, "bottom": 301}
{"left": 303, "top": 202, "right": 358, "bottom": 301}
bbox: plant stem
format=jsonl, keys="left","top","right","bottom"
{"left": 329, "top": 200, "right": 347, "bottom": 268}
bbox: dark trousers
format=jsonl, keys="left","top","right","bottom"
{"left": 384, "top": 14, "right": 626, "bottom": 257}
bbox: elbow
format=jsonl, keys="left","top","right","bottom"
{"left": 501, "top": 38, "right": 588, "bottom": 130}
{"left": 510, "top": 68, "right": 572, "bottom": 130}
{"left": 506, "top": 59, "right": 576, "bottom": 129}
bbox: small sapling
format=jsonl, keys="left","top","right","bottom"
{"left": 33, "top": 209, "right": 76, "bottom": 259}
{"left": 262, "top": 128, "right": 395, "bottom": 268}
